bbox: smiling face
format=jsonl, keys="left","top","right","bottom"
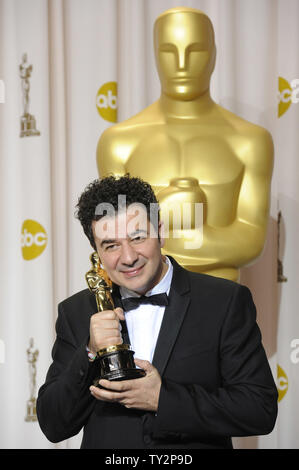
{"left": 92, "top": 206, "right": 167, "bottom": 295}
{"left": 154, "top": 10, "right": 216, "bottom": 100}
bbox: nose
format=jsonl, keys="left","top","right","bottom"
{"left": 177, "top": 47, "right": 187, "bottom": 70}
{"left": 119, "top": 241, "right": 138, "bottom": 266}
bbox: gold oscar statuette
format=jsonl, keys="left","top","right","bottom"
{"left": 25, "top": 338, "right": 39, "bottom": 422}
{"left": 19, "top": 53, "right": 40, "bottom": 138}
{"left": 85, "top": 252, "right": 145, "bottom": 385}
{"left": 97, "top": 7, "right": 274, "bottom": 282}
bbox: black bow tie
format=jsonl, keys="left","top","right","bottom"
{"left": 121, "top": 293, "right": 169, "bottom": 312}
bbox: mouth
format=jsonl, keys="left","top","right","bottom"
{"left": 170, "top": 77, "right": 194, "bottom": 82}
{"left": 121, "top": 265, "right": 145, "bottom": 278}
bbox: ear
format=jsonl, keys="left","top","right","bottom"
{"left": 211, "top": 45, "right": 216, "bottom": 74}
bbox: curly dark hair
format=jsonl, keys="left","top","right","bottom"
{"left": 75, "top": 174, "right": 160, "bottom": 250}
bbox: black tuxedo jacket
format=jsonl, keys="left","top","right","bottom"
{"left": 37, "top": 257, "right": 277, "bottom": 449}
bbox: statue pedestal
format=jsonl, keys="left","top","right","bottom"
{"left": 20, "top": 114, "right": 40, "bottom": 137}
{"left": 25, "top": 397, "right": 37, "bottom": 422}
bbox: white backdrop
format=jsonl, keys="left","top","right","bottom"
{"left": 0, "top": 0, "right": 298, "bottom": 449}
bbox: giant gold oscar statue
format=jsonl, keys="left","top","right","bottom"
{"left": 96, "top": 7, "right": 273, "bottom": 282}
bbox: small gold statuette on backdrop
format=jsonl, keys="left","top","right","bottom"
{"left": 19, "top": 53, "right": 40, "bottom": 137}
{"left": 85, "top": 252, "right": 145, "bottom": 385}
{"left": 25, "top": 338, "right": 39, "bottom": 422}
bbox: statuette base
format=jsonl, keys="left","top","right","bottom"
{"left": 20, "top": 114, "right": 40, "bottom": 137}
{"left": 94, "top": 348, "right": 145, "bottom": 385}
{"left": 25, "top": 398, "right": 37, "bottom": 422}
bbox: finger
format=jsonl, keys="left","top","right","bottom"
{"left": 99, "top": 320, "right": 121, "bottom": 330}
{"left": 134, "top": 358, "right": 152, "bottom": 372}
{"left": 90, "top": 385, "right": 125, "bottom": 403}
{"left": 98, "top": 379, "right": 132, "bottom": 392}
{"left": 92, "top": 310, "right": 118, "bottom": 321}
{"left": 104, "top": 332, "right": 123, "bottom": 342}
{"left": 114, "top": 307, "right": 125, "bottom": 321}
{"left": 98, "top": 337, "right": 124, "bottom": 349}
{"left": 97, "top": 330, "right": 122, "bottom": 340}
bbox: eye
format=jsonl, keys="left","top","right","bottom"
{"left": 131, "top": 235, "right": 146, "bottom": 243}
{"left": 187, "top": 43, "right": 207, "bottom": 53}
{"left": 159, "top": 43, "right": 177, "bottom": 53}
{"left": 105, "top": 244, "right": 118, "bottom": 251}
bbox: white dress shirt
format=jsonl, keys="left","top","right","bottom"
{"left": 119, "top": 256, "right": 173, "bottom": 363}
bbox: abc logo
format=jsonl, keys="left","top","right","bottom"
{"left": 278, "top": 77, "right": 299, "bottom": 117}
{"left": 21, "top": 219, "right": 47, "bottom": 260}
{"left": 277, "top": 364, "right": 288, "bottom": 402}
{"left": 96, "top": 81, "right": 117, "bottom": 122}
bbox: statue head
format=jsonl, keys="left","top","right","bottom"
{"left": 154, "top": 7, "right": 216, "bottom": 101}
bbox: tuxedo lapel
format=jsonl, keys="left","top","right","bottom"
{"left": 87, "top": 289, "right": 98, "bottom": 314}
{"left": 152, "top": 257, "right": 190, "bottom": 376}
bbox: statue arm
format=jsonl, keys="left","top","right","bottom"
{"left": 202, "top": 129, "right": 274, "bottom": 267}
{"left": 96, "top": 127, "right": 127, "bottom": 178}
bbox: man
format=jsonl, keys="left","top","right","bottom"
{"left": 37, "top": 175, "right": 278, "bottom": 449}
